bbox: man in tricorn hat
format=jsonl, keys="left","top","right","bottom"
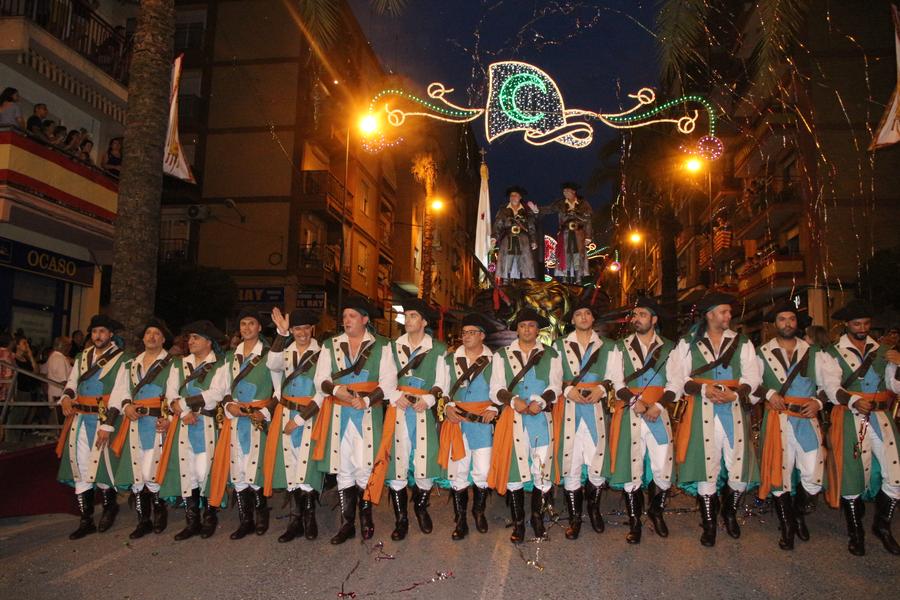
{"left": 821, "top": 299, "right": 900, "bottom": 556}
{"left": 672, "top": 292, "right": 761, "bottom": 547}
{"left": 535, "top": 181, "right": 593, "bottom": 284}
{"left": 608, "top": 297, "right": 682, "bottom": 544}
{"left": 487, "top": 307, "right": 562, "bottom": 543}
{"left": 491, "top": 186, "right": 537, "bottom": 280}
{"left": 159, "top": 320, "right": 227, "bottom": 540}
{"left": 552, "top": 297, "right": 618, "bottom": 541}
{"left": 438, "top": 312, "right": 497, "bottom": 540}
{"left": 107, "top": 318, "right": 175, "bottom": 539}
{"left": 753, "top": 302, "right": 827, "bottom": 551}
{"left": 265, "top": 308, "right": 324, "bottom": 542}
{"left": 208, "top": 309, "right": 276, "bottom": 540}
{"left": 370, "top": 298, "right": 447, "bottom": 542}
{"left": 57, "top": 314, "right": 128, "bottom": 539}
{"left": 312, "top": 296, "right": 397, "bottom": 544}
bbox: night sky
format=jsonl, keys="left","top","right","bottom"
{"left": 349, "top": 0, "right": 660, "bottom": 214}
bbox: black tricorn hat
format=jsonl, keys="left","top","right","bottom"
{"left": 289, "top": 311, "right": 319, "bottom": 328}
{"left": 505, "top": 185, "right": 528, "bottom": 198}
{"left": 510, "top": 307, "right": 550, "bottom": 330}
{"left": 400, "top": 298, "right": 436, "bottom": 326}
{"left": 764, "top": 302, "right": 812, "bottom": 328}
{"left": 236, "top": 308, "right": 264, "bottom": 325}
{"left": 695, "top": 291, "right": 736, "bottom": 316}
{"left": 139, "top": 317, "right": 173, "bottom": 346}
{"left": 461, "top": 312, "right": 493, "bottom": 333}
{"left": 565, "top": 297, "right": 600, "bottom": 322}
{"left": 633, "top": 296, "right": 672, "bottom": 322}
{"left": 560, "top": 181, "right": 581, "bottom": 191}
{"left": 342, "top": 295, "right": 384, "bottom": 319}
{"left": 831, "top": 299, "right": 874, "bottom": 322}
{"left": 88, "top": 314, "right": 124, "bottom": 333}
{"left": 182, "top": 320, "right": 225, "bottom": 343}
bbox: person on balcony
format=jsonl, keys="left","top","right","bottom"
{"left": 0, "top": 88, "right": 25, "bottom": 129}
{"left": 535, "top": 182, "right": 593, "bottom": 284}
{"left": 491, "top": 186, "right": 538, "bottom": 281}
{"left": 102, "top": 137, "right": 123, "bottom": 176}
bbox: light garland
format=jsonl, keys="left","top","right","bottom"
{"left": 364, "top": 61, "right": 721, "bottom": 155}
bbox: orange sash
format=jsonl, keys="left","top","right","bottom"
{"left": 609, "top": 386, "right": 665, "bottom": 473}
{"left": 154, "top": 400, "right": 181, "bottom": 484}
{"left": 110, "top": 397, "right": 164, "bottom": 456}
{"left": 310, "top": 381, "right": 379, "bottom": 461}
{"left": 552, "top": 382, "right": 600, "bottom": 483}
{"left": 825, "top": 390, "right": 895, "bottom": 508}
{"left": 263, "top": 395, "right": 314, "bottom": 497}
{"left": 438, "top": 400, "right": 494, "bottom": 469}
{"left": 55, "top": 395, "right": 107, "bottom": 458}
{"left": 487, "top": 405, "right": 516, "bottom": 495}
{"left": 208, "top": 398, "right": 273, "bottom": 507}
{"left": 364, "top": 385, "right": 427, "bottom": 504}
{"left": 674, "top": 378, "right": 737, "bottom": 464}
{"left": 758, "top": 396, "right": 818, "bottom": 499}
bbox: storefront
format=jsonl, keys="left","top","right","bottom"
{"left": 0, "top": 233, "right": 98, "bottom": 349}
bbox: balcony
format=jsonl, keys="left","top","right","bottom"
{"left": 300, "top": 170, "right": 353, "bottom": 223}
{"left": 1, "top": 0, "right": 131, "bottom": 83}
{"left": 159, "top": 238, "right": 189, "bottom": 263}
{"left": 733, "top": 178, "right": 801, "bottom": 241}
{"left": 0, "top": 126, "right": 117, "bottom": 259}
{"left": 296, "top": 242, "right": 345, "bottom": 286}
{"left": 737, "top": 253, "right": 805, "bottom": 299}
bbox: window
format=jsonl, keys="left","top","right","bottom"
{"left": 361, "top": 179, "right": 371, "bottom": 216}
{"left": 357, "top": 242, "right": 369, "bottom": 281}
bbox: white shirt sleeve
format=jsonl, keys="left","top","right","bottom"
{"left": 754, "top": 355, "right": 775, "bottom": 403}
{"left": 819, "top": 351, "right": 845, "bottom": 406}
{"left": 664, "top": 345, "right": 683, "bottom": 398}
{"left": 605, "top": 346, "right": 625, "bottom": 398}
{"left": 738, "top": 339, "right": 761, "bottom": 393}
{"left": 105, "top": 366, "right": 130, "bottom": 432}
{"left": 60, "top": 357, "right": 81, "bottom": 402}
{"left": 885, "top": 362, "right": 900, "bottom": 395}
{"left": 489, "top": 351, "right": 507, "bottom": 407}
{"left": 313, "top": 342, "right": 332, "bottom": 401}
{"left": 266, "top": 348, "right": 285, "bottom": 373}
{"left": 543, "top": 351, "right": 563, "bottom": 406}
{"left": 379, "top": 341, "right": 398, "bottom": 408}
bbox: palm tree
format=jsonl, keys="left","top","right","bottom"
{"left": 109, "top": 0, "right": 407, "bottom": 346}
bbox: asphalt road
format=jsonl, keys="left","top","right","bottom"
{"left": 1, "top": 487, "right": 897, "bottom": 599}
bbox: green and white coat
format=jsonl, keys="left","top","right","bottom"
{"left": 109, "top": 350, "right": 175, "bottom": 491}
{"left": 159, "top": 352, "right": 225, "bottom": 499}
{"left": 57, "top": 344, "right": 127, "bottom": 490}
{"left": 673, "top": 330, "right": 761, "bottom": 494}
{"left": 386, "top": 333, "right": 448, "bottom": 483}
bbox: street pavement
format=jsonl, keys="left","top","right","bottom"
{"left": 1, "top": 487, "right": 897, "bottom": 599}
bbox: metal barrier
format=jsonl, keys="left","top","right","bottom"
{"left": 0, "top": 359, "right": 66, "bottom": 443}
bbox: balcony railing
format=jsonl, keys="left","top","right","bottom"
{"left": 0, "top": 0, "right": 131, "bottom": 84}
{"left": 737, "top": 253, "right": 805, "bottom": 297}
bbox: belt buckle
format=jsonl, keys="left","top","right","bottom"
{"left": 135, "top": 406, "right": 148, "bottom": 416}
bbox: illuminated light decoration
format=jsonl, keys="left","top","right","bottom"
{"left": 364, "top": 61, "right": 720, "bottom": 154}
{"left": 695, "top": 135, "right": 724, "bottom": 161}
{"left": 586, "top": 242, "right": 607, "bottom": 260}
{"left": 361, "top": 134, "right": 405, "bottom": 153}
{"left": 608, "top": 261, "right": 621, "bottom": 272}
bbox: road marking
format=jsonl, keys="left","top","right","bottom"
{"left": 479, "top": 535, "right": 511, "bottom": 600}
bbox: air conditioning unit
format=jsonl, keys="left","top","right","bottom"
{"left": 187, "top": 205, "right": 211, "bottom": 221}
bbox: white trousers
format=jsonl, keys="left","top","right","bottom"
{"left": 564, "top": 421, "right": 607, "bottom": 491}
{"left": 697, "top": 416, "right": 748, "bottom": 496}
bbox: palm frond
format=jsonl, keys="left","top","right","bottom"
{"left": 369, "top": 0, "right": 408, "bottom": 17}
{"left": 299, "top": 0, "right": 342, "bottom": 48}
{"left": 656, "top": 0, "right": 710, "bottom": 85}
{"left": 751, "top": 0, "right": 810, "bottom": 95}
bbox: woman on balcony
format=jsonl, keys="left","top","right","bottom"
{"left": 0, "top": 88, "right": 25, "bottom": 129}
{"left": 102, "top": 137, "right": 123, "bottom": 176}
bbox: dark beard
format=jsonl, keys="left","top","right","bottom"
{"left": 776, "top": 328, "right": 796, "bottom": 340}
{"left": 631, "top": 323, "right": 652, "bottom": 335}
{"left": 851, "top": 330, "right": 868, "bottom": 341}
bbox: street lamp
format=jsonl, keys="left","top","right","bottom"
{"left": 336, "top": 111, "right": 381, "bottom": 323}
{"left": 685, "top": 157, "right": 704, "bottom": 173}
{"left": 628, "top": 231, "right": 642, "bottom": 245}
{"left": 683, "top": 155, "right": 715, "bottom": 285}
{"left": 430, "top": 197, "right": 445, "bottom": 212}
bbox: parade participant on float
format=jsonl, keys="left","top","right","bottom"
{"left": 754, "top": 303, "right": 828, "bottom": 551}
{"left": 208, "top": 309, "right": 276, "bottom": 540}
{"left": 491, "top": 186, "right": 538, "bottom": 280}
{"left": 108, "top": 318, "right": 175, "bottom": 539}
{"left": 438, "top": 313, "right": 497, "bottom": 541}
{"left": 312, "top": 296, "right": 397, "bottom": 545}
{"left": 673, "top": 292, "right": 761, "bottom": 547}
{"left": 552, "top": 298, "right": 617, "bottom": 540}
{"left": 57, "top": 314, "right": 127, "bottom": 539}
{"left": 368, "top": 298, "right": 447, "bottom": 541}
{"left": 487, "top": 307, "right": 562, "bottom": 543}
{"left": 821, "top": 299, "right": 900, "bottom": 556}
{"left": 609, "top": 297, "right": 681, "bottom": 544}
{"left": 265, "top": 308, "right": 324, "bottom": 543}
{"left": 537, "top": 182, "right": 593, "bottom": 284}
{"left": 158, "top": 320, "right": 226, "bottom": 540}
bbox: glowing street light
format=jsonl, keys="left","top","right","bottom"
{"left": 628, "top": 231, "right": 643, "bottom": 245}
{"left": 359, "top": 113, "right": 379, "bottom": 136}
{"left": 430, "top": 197, "right": 445, "bottom": 212}
{"left": 685, "top": 157, "right": 704, "bottom": 173}
{"left": 607, "top": 260, "right": 621, "bottom": 272}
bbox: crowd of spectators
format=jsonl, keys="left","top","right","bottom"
{"left": 0, "top": 87, "right": 122, "bottom": 177}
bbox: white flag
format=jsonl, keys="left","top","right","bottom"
{"left": 871, "top": 5, "right": 900, "bottom": 150}
{"left": 474, "top": 159, "right": 492, "bottom": 280}
{"left": 163, "top": 55, "right": 196, "bottom": 182}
